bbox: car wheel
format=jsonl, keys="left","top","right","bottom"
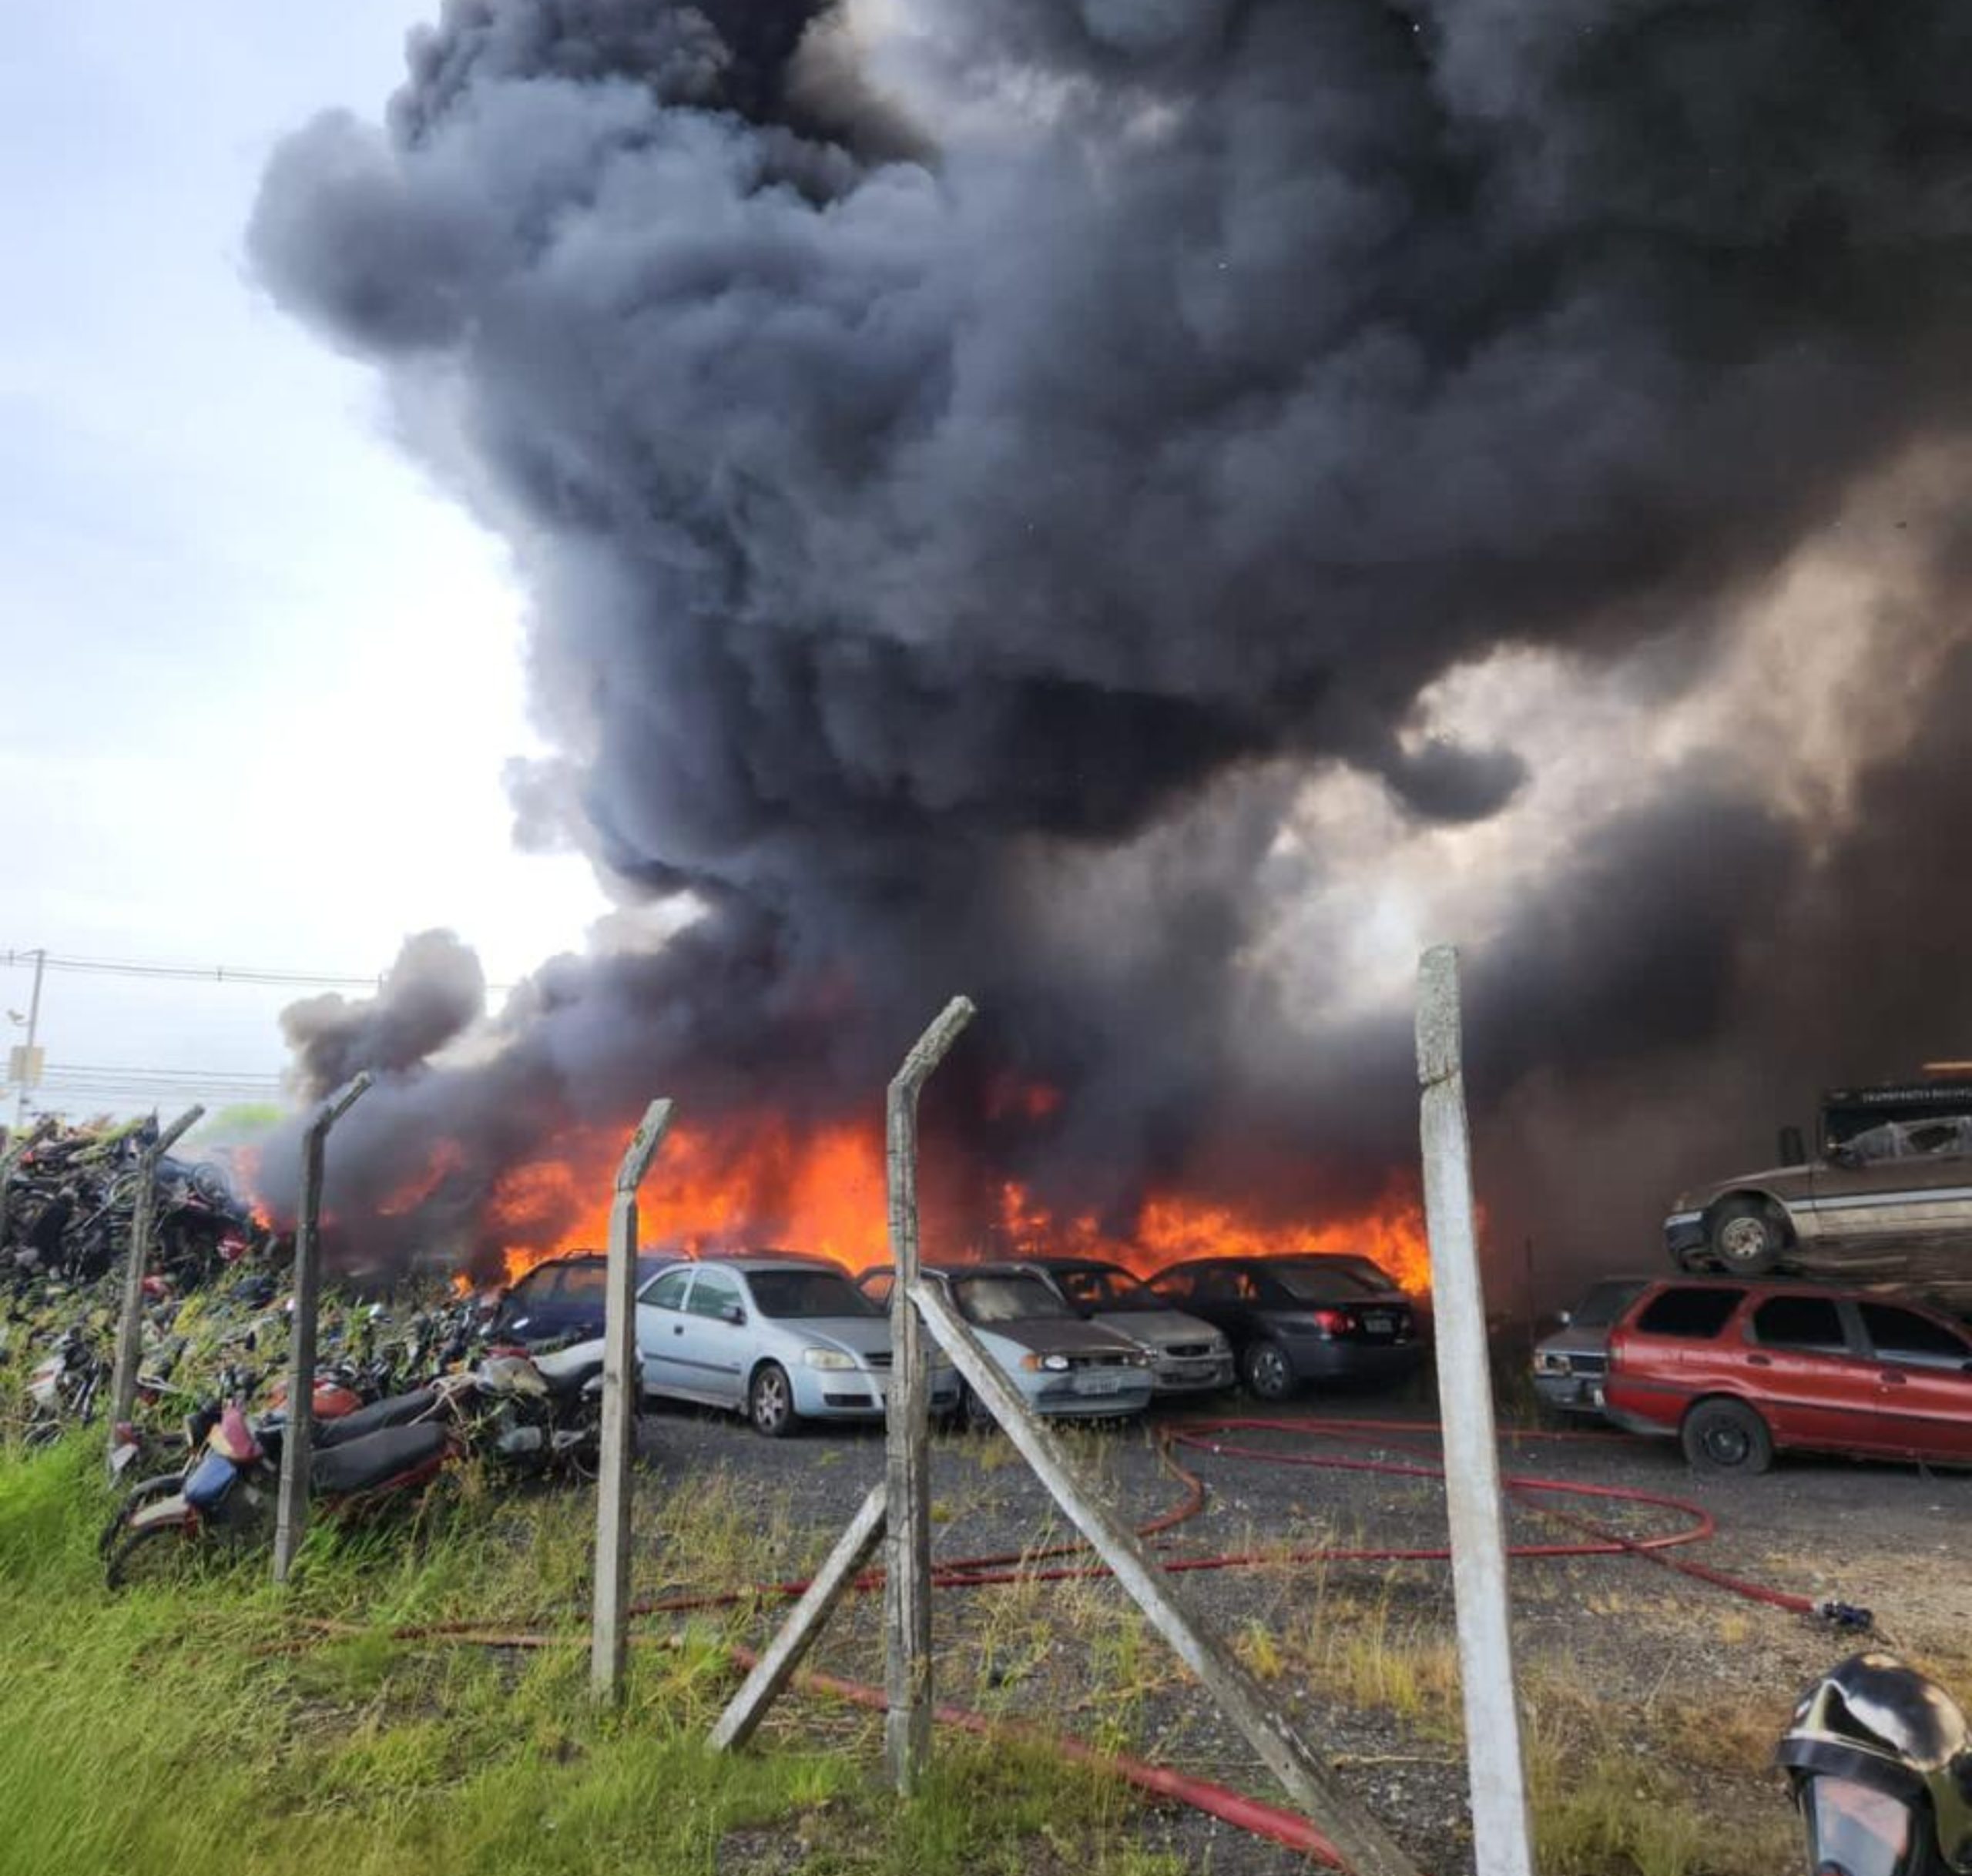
{"left": 1681, "top": 1398, "right": 1772, "bottom": 1476}
{"left": 1240, "top": 1340, "right": 1296, "bottom": 1402}
{"left": 960, "top": 1382, "right": 996, "bottom": 1434}
{"left": 1708, "top": 1198, "right": 1783, "bottom": 1275}
{"left": 748, "top": 1362, "right": 798, "bottom": 1439}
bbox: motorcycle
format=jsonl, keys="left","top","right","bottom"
{"left": 101, "top": 1347, "right": 600, "bottom": 1586}
{"left": 470, "top": 1345, "right": 603, "bottom": 1479}
{"left": 24, "top": 1327, "right": 106, "bottom": 1446}
{"left": 102, "top": 1392, "right": 462, "bottom": 1588}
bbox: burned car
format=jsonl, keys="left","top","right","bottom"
{"left": 1665, "top": 1103, "right": 1972, "bottom": 1295}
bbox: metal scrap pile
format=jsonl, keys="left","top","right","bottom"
{"left": 0, "top": 1114, "right": 260, "bottom": 1291}
{"left": 0, "top": 1117, "right": 495, "bottom": 1458}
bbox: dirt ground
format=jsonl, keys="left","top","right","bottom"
{"left": 629, "top": 1399, "right": 1970, "bottom": 1875}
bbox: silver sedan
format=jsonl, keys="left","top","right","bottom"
{"left": 635, "top": 1255, "right": 959, "bottom": 1437}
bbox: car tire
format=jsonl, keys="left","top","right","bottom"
{"left": 1707, "top": 1198, "right": 1784, "bottom": 1275}
{"left": 960, "top": 1382, "right": 996, "bottom": 1434}
{"left": 1681, "top": 1397, "right": 1772, "bottom": 1476}
{"left": 748, "top": 1362, "right": 798, "bottom": 1439}
{"left": 1240, "top": 1340, "right": 1296, "bottom": 1403}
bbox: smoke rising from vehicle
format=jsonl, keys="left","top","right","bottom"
{"left": 248, "top": 1, "right": 1972, "bottom": 1286}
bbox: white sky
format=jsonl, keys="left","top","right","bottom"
{"left": 0, "top": 6, "right": 610, "bottom": 1116}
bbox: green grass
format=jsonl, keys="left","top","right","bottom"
{"left": 0, "top": 1440, "right": 1185, "bottom": 1876}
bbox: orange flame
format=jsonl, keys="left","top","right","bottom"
{"left": 474, "top": 1111, "right": 1433, "bottom": 1298}
{"left": 486, "top": 1117, "right": 890, "bottom": 1286}
{"left": 989, "top": 1180, "right": 1434, "bottom": 1295}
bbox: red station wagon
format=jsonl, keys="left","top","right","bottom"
{"left": 1604, "top": 1279, "right": 1972, "bottom": 1474}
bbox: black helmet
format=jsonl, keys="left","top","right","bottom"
{"left": 1776, "top": 1653, "right": 1972, "bottom": 1876}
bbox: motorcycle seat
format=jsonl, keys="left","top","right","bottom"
{"left": 310, "top": 1422, "right": 452, "bottom": 1496}
{"left": 315, "top": 1389, "right": 443, "bottom": 1449}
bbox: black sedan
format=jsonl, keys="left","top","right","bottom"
{"left": 1148, "top": 1255, "right": 1422, "bottom": 1400}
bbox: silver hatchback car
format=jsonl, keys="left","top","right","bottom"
{"left": 635, "top": 1255, "right": 959, "bottom": 1437}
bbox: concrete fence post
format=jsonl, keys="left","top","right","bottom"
{"left": 271, "top": 1072, "right": 374, "bottom": 1586}
{"left": 883, "top": 995, "right": 974, "bottom": 1795}
{"left": 108, "top": 1104, "right": 206, "bottom": 1467}
{"left": 1416, "top": 946, "right": 1537, "bottom": 1876}
{"left": 591, "top": 1097, "right": 675, "bottom": 1704}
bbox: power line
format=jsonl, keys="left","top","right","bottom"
{"left": 1, "top": 947, "right": 518, "bottom": 995}
{"left": 2, "top": 948, "right": 382, "bottom": 990}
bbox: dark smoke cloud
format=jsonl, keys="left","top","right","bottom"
{"left": 282, "top": 930, "right": 486, "bottom": 1100}
{"left": 248, "top": 2, "right": 1972, "bottom": 1282}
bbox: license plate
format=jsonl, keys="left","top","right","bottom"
{"left": 1074, "top": 1371, "right": 1130, "bottom": 1395}
{"left": 1362, "top": 1313, "right": 1394, "bottom": 1335}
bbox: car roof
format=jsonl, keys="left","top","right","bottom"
{"left": 1008, "top": 1255, "right": 1134, "bottom": 1275}
{"left": 1628, "top": 1275, "right": 1957, "bottom": 1310}
{"left": 1152, "top": 1253, "right": 1363, "bottom": 1272}
{"left": 678, "top": 1253, "right": 850, "bottom": 1275}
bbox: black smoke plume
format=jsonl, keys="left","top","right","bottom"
{"left": 248, "top": 1, "right": 1972, "bottom": 1285}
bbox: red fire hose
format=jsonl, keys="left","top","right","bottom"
{"left": 301, "top": 1413, "right": 1863, "bottom": 1870}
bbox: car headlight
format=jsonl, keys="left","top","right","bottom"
{"left": 1020, "top": 1352, "right": 1072, "bottom": 1372}
{"left": 802, "top": 1348, "right": 857, "bottom": 1371}
{"left": 1532, "top": 1351, "right": 1571, "bottom": 1376}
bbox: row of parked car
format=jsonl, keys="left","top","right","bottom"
{"left": 1533, "top": 1275, "right": 1972, "bottom": 1473}
{"left": 490, "top": 1248, "right": 1425, "bottom": 1438}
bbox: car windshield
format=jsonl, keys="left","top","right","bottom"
{"left": 1265, "top": 1263, "right": 1383, "bottom": 1303}
{"left": 953, "top": 1275, "right": 1071, "bottom": 1323}
{"left": 746, "top": 1271, "right": 878, "bottom": 1319}
{"left": 1053, "top": 1265, "right": 1159, "bottom": 1312}
{"left": 1569, "top": 1281, "right": 1644, "bottom": 1329}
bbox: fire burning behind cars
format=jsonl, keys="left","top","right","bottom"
{"left": 351, "top": 1112, "right": 1432, "bottom": 1297}
{"left": 505, "top": 1135, "right": 1430, "bottom": 1296}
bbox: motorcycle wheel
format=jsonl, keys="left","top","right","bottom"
{"left": 105, "top": 1519, "right": 199, "bottom": 1591}
{"left": 99, "top": 1475, "right": 186, "bottom": 1557}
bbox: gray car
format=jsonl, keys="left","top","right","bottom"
{"left": 1001, "top": 1257, "right": 1236, "bottom": 1396}
{"left": 633, "top": 1255, "right": 959, "bottom": 1437}
{"left": 1530, "top": 1276, "right": 1651, "bottom": 1417}
{"left": 857, "top": 1265, "right": 1154, "bottom": 1426}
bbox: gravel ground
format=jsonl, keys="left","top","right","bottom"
{"left": 628, "top": 1398, "right": 1970, "bottom": 1874}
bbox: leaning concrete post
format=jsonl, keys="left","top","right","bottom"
{"left": 271, "top": 1073, "right": 373, "bottom": 1586}
{"left": 883, "top": 995, "right": 975, "bottom": 1795}
{"left": 591, "top": 1097, "right": 674, "bottom": 1704}
{"left": 1416, "top": 946, "right": 1537, "bottom": 1876}
{"left": 108, "top": 1104, "right": 205, "bottom": 1460}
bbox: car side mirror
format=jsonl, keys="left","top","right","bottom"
{"left": 1778, "top": 1124, "right": 1806, "bottom": 1167}
{"left": 721, "top": 1303, "right": 746, "bottom": 1327}
{"left": 1556, "top": 1310, "right": 1572, "bottom": 1328}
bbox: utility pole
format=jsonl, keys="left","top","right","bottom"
{"left": 11, "top": 948, "right": 46, "bottom": 1130}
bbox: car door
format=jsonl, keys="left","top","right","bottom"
{"left": 677, "top": 1265, "right": 750, "bottom": 1407}
{"left": 1809, "top": 1120, "right": 1972, "bottom": 1266}
{"left": 1172, "top": 1266, "right": 1249, "bottom": 1345}
{"left": 495, "top": 1266, "right": 561, "bottom": 1342}
{"left": 636, "top": 1265, "right": 696, "bottom": 1399}
{"left": 1856, "top": 1301, "right": 1972, "bottom": 1464}
{"left": 553, "top": 1260, "right": 609, "bottom": 1341}
{"left": 1741, "top": 1293, "right": 1875, "bottom": 1451}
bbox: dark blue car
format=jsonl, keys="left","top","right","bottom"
{"left": 490, "top": 1250, "right": 677, "bottom": 1348}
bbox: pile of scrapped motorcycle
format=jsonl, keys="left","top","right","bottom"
{"left": 1, "top": 1114, "right": 261, "bottom": 1293}
{"left": 1, "top": 1120, "right": 604, "bottom": 1589}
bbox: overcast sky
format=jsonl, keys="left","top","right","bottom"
{"left": 0, "top": 5, "right": 609, "bottom": 1117}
